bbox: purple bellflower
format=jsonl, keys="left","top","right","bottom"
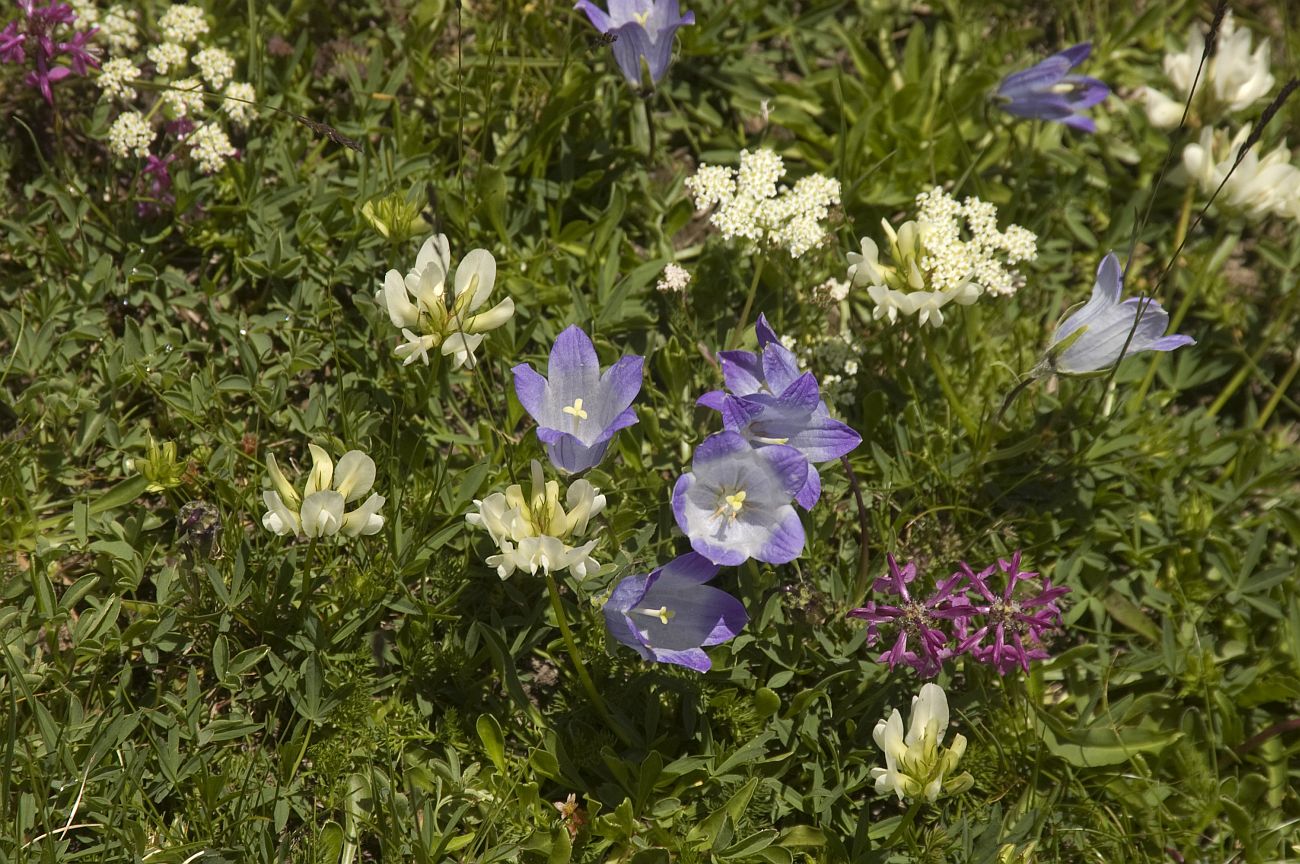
{"left": 513, "top": 325, "right": 643, "bottom": 475}
{"left": 672, "top": 431, "right": 807, "bottom": 566}
{"left": 603, "top": 552, "right": 748, "bottom": 672}
{"left": 574, "top": 0, "right": 694, "bottom": 89}
{"left": 995, "top": 42, "right": 1109, "bottom": 133}
{"left": 698, "top": 314, "right": 860, "bottom": 509}
{"left": 957, "top": 552, "right": 1070, "bottom": 675}
{"left": 1046, "top": 252, "right": 1195, "bottom": 375}
{"left": 848, "top": 556, "right": 972, "bottom": 679}
{"left": 0, "top": 0, "right": 98, "bottom": 106}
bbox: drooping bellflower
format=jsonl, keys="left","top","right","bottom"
{"left": 1045, "top": 252, "right": 1194, "bottom": 375}
{"left": 574, "top": 0, "right": 694, "bottom": 89}
{"left": 994, "top": 42, "right": 1109, "bottom": 133}
{"left": 672, "top": 431, "right": 807, "bottom": 566}
{"left": 513, "top": 325, "right": 643, "bottom": 474}
{"left": 603, "top": 552, "right": 747, "bottom": 672}
{"left": 698, "top": 314, "right": 860, "bottom": 509}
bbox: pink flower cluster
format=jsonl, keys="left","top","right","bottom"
{"left": 848, "top": 552, "right": 1070, "bottom": 677}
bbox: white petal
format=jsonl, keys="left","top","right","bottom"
{"left": 341, "top": 493, "right": 385, "bottom": 536}
{"left": 306, "top": 444, "right": 333, "bottom": 494}
{"left": 453, "top": 248, "right": 497, "bottom": 312}
{"left": 333, "top": 450, "right": 376, "bottom": 502}
{"left": 265, "top": 453, "right": 300, "bottom": 508}
{"left": 262, "top": 490, "right": 300, "bottom": 536}
{"left": 382, "top": 269, "right": 419, "bottom": 328}
{"left": 465, "top": 297, "right": 515, "bottom": 333}
{"left": 301, "top": 490, "right": 345, "bottom": 537}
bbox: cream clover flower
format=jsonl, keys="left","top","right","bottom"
{"left": 377, "top": 233, "right": 515, "bottom": 370}
{"left": 1182, "top": 126, "right": 1300, "bottom": 222}
{"left": 465, "top": 460, "right": 605, "bottom": 580}
{"left": 871, "top": 683, "right": 973, "bottom": 803}
{"left": 262, "top": 444, "right": 385, "bottom": 540}
{"left": 1143, "top": 12, "right": 1274, "bottom": 129}
{"left": 847, "top": 187, "right": 1036, "bottom": 328}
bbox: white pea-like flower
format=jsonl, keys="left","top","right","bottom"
{"left": 871, "top": 683, "right": 973, "bottom": 803}
{"left": 262, "top": 444, "right": 385, "bottom": 540}
{"left": 376, "top": 233, "right": 516, "bottom": 370}
{"left": 465, "top": 460, "right": 605, "bottom": 579}
{"left": 1181, "top": 126, "right": 1300, "bottom": 222}
{"left": 107, "top": 111, "right": 154, "bottom": 158}
{"left": 1143, "top": 12, "right": 1274, "bottom": 128}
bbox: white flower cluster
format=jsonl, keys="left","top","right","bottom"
{"left": 1142, "top": 13, "right": 1274, "bottom": 128}
{"left": 810, "top": 277, "right": 849, "bottom": 307}
{"left": 466, "top": 461, "right": 605, "bottom": 580}
{"left": 656, "top": 262, "right": 691, "bottom": 294}
{"left": 107, "top": 111, "right": 153, "bottom": 158}
{"left": 158, "top": 4, "right": 209, "bottom": 44}
{"left": 94, "top": 0, "right": 257, "bottom": 175}
{"left": 782, "top": 329, "right": 862, "bottom": 407}
{"left": 189, "top": 123, "right": 236, "bottom": 173}
{"left": 98, "top": 58, "right": 140, "bottom": 100}
{"left": 1182, "top": 127, "right": 1300, "bottom": 223}
{"left": 848, "top": 187, "right": 1037, "bottom": 328}
{"left": 261, "top": 444, "right": 385, "bottom": 540}
{"left": 1138, "top": 15, "right": 1299, "bottom": 224}
{"left": 685, "top": 149, "right": 841, "bottom": 258}
{"left": 71, "top": 1, "right": 138, "bottom": 51}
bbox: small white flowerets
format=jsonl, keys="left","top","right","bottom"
{"left": 107, "top": 111, "right": 154, "bottom": 158}
{"left": 98, "top": 58, "right": 141, "bottom": 100}
{"left": 99, "top": 5, "right": 139, "bottom": 52}
{"left": 147, "top": 42, "right": 187, "bottom": 76}
{"left": 685, "top": 148, "right": 841, "bottom": 258}
{"left": 189, "top": 123, "right": 236, "bottom": 173}
{"left": 193, "top": 47, "right": 235, "bottom": 89}
{"left": 162, "top": 77, "right": 204, "bottom": 117}
{"left": 466, "top": 460, "right": 606, "bottom": 580}
{"left": 847, "top": 187, "right": 1037, "bottom": 328}
{"left": 1181, "top": 127, "right": 1300, "bottom": 223}
{"left": 376, "top": 233, "right": 516, "bottom": 369}
{"left": 158, "top": 4, "right": 209, "bottom": 44}
{"left": 262, "top": 445, "right": 386, "bottom": 540}
{"left": 223, "top": 81, "right": 256, "bottom": 124}
{"left": 872, "top": 683, "right": 973, "bottom": 803}
{"left": 656, "top": 262, "right": 691, "bottom": 294}
{"left": 1142, "top": 13, "right": 1274, "bottom": 128}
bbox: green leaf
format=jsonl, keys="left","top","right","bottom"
{"left": 1041, "top": 723, "right": 1181, "bottom": 767}
{"left": 476, "top": 713, "right": 506, "bottom": 773}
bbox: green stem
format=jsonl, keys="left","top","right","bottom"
{"left": 884, "top": 799, "right": 924, "bottom": 848}
{"left": 729, "top": 258, "right": 765, "bottom": 350}
{"left": 300, "top": 538, "right": 319, "bottom": 609}
{"left": 544, "top": 573, "right": 631, "bottom": 746}
{"left": 1255, "top": 351, "right": 1300, "bottom": 430}
{"left": 921, "top": 329, "right": 978, "bottom": 441}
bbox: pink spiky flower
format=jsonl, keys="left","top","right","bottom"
{"left": 957, "top": 552, "right": 1070, "bottom": 675}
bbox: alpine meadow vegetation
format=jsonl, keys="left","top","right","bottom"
{"left": 3, "top": 0, "right": 1300, "bottom": 861}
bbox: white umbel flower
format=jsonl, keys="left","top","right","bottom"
{"left": 193, "top": 47, "right": 235, "bottom": 89}
{"left": 161, "top": 77, "right": 204, "bottom": 117}
{"left": 188, "top": 122, "right": 236, "bottom": 173}
{"left": 376, "top": 233, "right": 515, "bottom": 370}
{"left": 466, "top": 461, "right": 606, "bottom": 580}
{"left": 147, "top": 42, "right": 187, "bottom": 76}
{"left": 98, "top": 58, "right": 141, "bottom": 101}
{"left": 847, "top": 187, "right": 1036, "bottom": 327}
{"left": 871, "top": 683, "right": 973, "bottom": 803}
{"left": 685, "top": 148, "right": 841, "bottom": 258}
{"left": 1143, "top": 12, "right": 1274, "bottom": 128}
{"left": 99, "top": 5, "right": 139, "bottom": 52}
{"left": 656, "top": 262, "right": 691, "bottom": 294}
{"left": 158, "top": 4, "right": 209, "bottom": 44}
{"left": 262, "top": 444, "right": 386, "bottom": 540}
{"left": 107, "top": 111, "right": 154, "bottom": 158}
{"left": 223, "top": 81, "right": 256, "bottom": 124}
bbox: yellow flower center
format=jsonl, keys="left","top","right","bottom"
{"left": 725, "top": 490, "right": 746, "bottom": 512}
{"left": 562, "top": 398, "right": 588, "bottom": 421}
{"left": 634, "top": 10, "right": 650, "bottom": 24}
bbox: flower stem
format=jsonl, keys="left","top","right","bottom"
{"left": 544, "top": 572, "right": 631, "bottom": 746}
{"left": 300, "top": 538, "right": 319, "bottom": 607}
{"left": 729, "top": 258, "right": 765, "bottom": 350}
{"left": 842, "top": 455, "right": 874, "bottom": 608}
{"left": 921, "top": 329, "right": 978, "bottom": 441}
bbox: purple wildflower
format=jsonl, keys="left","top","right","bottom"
{"left": 513, "top": 325, "right": 643, "bottom": 475}
{"left": 574, "top": 0, "right": 694, "bottom": 89}
{"left": 995, "top": 42, "right": 1109, "bottom": 133}
{"left": 137, "top": 153, "right": 177, "bottom": 218}
{"left": 848, "top": 555, "right": 972, "bottom": 678}
{"left": 0, "top": 0, "right": 98, "bottom": 105}
{"left": 957, "top": 552, "right": 1070, "bottom": 675}
{"left": 603, "top": 552, "right": 748, "bottom": 672}
{"left": 672, "top": 431, "right": 807, "bottom": 566}
{"left": 698, "top": 314, "right": 861, "bottom": 509}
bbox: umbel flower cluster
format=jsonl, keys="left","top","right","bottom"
{"left": 849, "top": 553, "right": 1070, "bottom": 677}
{"left": 685, "top": 148, "right": 842, "bottom": 258}
{"left": 847, "top": 187, "right": 1037, "bottom": 327}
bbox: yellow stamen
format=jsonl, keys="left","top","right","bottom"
{"left": 634, "top": 10, "right": 650, "bottom": 24}
{"left": 562, "top": 398, "right": 588, "bottom": 421}
{"left": 725, "top": 490, "right": 746, "bottom": 512}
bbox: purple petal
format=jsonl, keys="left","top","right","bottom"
{"left": 697, "top": 390, "right": 727, "bottom": 412}
{"left": 775, "top": 372, "right": 821, "bottom": 412}
{"left": 692, "top": 429, "right": 751, "bottom": 465}
{"left": 756, "top": 507, "right": 805, "bottom": 564}
{"left": 647, "top": 647, "right": 711, "bottom": 671}
{"left": 1061, "top": 113, "right": 1098, "bottom": 133}
{"left": 720, "top": 394, "right": 764, "bottom": 430}
{"left": 548, "top": 325, "right": 600, "bottom": 378}
{"left": 757, "top": 444, "right": 810, "bottom": 500}
{"left": 657, "top": 551, "right": 721, "bottom": 585}
{"left": 786, "top": 415, "right": 862, "bottom": 462}
{"left": 574, "top": 0, "right": 612, "bottom": 31}
{"left": 599, "top": 354, "right": 644, "bottom": 410}
{"left": 719, "top": 350, "right": 764, "bottom": 396}
{"left": 609, "top": 21, "right": 654, "bottom": 87}
{"left": 512, "top": 363, "right": 549, "bottom": 420}
{"left": 794, "top": 464, "right": 821, "bottom": 509}
{"left": 1057, "top": 42, "right": 1092, "bottom": 67}
{"left": 541, "top": 432, "right": 608, "bottom": 474}
{"left": 754, "top": 313, "right": 778, "bottom": 348}
{"left": 760, "top": 343, "right": 801, "bottom": 394}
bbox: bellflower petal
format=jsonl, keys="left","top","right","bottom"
{"left": 995, "top": 42, "right": 1109, "bottom": 132}
{"left": 575, "top": 0, "right": 694, "bottom": 88}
